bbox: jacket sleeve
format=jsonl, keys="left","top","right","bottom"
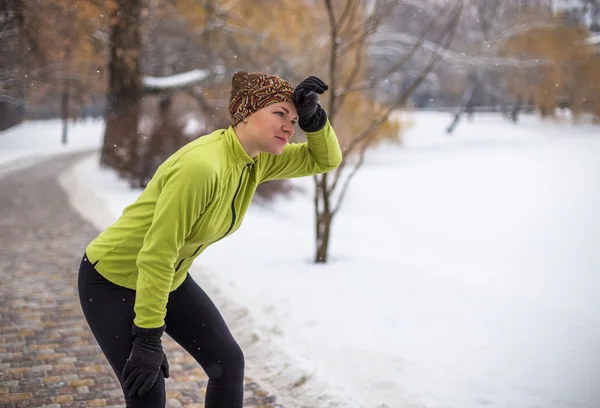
{"left": 134, "top": 158, "right": 217, "bottom": 328}
{"left": 258, "top": 119, "right": 342, "bottom": 182}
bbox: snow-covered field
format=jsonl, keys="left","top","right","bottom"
{"left": 2, "top": 112, "right": 600, "bottom": 408}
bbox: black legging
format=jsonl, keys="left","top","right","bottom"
{"left": 77, "top": 254, "right": 245, "bottom": 407}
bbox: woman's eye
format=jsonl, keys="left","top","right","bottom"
{"left": 275, "top": 111, "right": 284, "bottom": 116}
{"left": 291, "top": 120, "right": 297, "bottom": 125}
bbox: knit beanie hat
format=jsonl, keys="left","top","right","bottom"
{"left": 228, "top": 71, "right": 295, "bottom": 126}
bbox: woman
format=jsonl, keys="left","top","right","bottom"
{"left": 77, "top": 71, "right": 342, "bottom": 407}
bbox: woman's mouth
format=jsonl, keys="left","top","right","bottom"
{"left": 275, "top": 136, "right": 287, "bottom": 144}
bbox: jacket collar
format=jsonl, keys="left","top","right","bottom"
{"left": 224, "top": 126, "right": 257, "bottom": 165}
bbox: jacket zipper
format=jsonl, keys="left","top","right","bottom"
{"left": 174, "top": 164, "right": 250, "bottom": 273}
{"left": 174, "top": 244, "right": 203, "bottom": 272}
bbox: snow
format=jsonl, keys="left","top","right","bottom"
{"left": 588, "top": 34, "right": 600, "bottom": 45}
{"left": 0, "top": 118, "right": 104, "bottom": 176}
{"left": 143, "top": 69, "right": 210, "bottom": 89}
{"left": 3, "top": 111, "right": 600, "bottom": 408}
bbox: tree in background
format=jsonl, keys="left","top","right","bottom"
{"left": 556, "top": 0, "right": 600, "bottom": 31}
{"left": 310, "top": 0, "right": 463, "bottom": 262}
{"left": 502, "top": 19, "right": 600, "bottom": 121}
{"left": 440, "top": 0, "right": 559, "bottom": 132}
{"left": 0, "top": 0, "right": 29, "bottom": 130}
{"left": 100, "top": 0, "right": 144, "bottom": 178}
{"left": 39, "top": 1, "right": 109, "bottom": 144}
{"left": 391, "top": 0, "right": 600, "bottom": 128}
{"left": 0, "top": 0, "right": 109, "bottom": 134}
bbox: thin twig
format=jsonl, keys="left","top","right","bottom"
{"left": 335, "top": 0, "right": 452, "bottom": 98}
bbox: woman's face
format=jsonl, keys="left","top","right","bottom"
{"left": 243, "top": 101, "right": 298, "bottom": 156}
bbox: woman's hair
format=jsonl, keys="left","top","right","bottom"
{"left": 228, "top": 71, "right": 294, "bottom": 126}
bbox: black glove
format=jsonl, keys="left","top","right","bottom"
{"left": 122, "top": 324, "right": 170, "bottom": 397}
{"left": 293, "top": 76, "right": 329, "bottom": 132}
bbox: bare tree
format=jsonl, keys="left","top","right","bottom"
{"left": 0, "top": 0, "right": 39, "bottom": 129}
{"left": 1, "top": 0, "right": 109, "bottom": 131}
{"left": 312, "top": 0, "right": 463, "bottom": 263}
{"left": 436, "top": 0, "right": 557, "bottom": 132}
{"left": 557, "top": 0, "right": 600, "bottom": 30}
{"left": 370, "top": 0, "right": 562, "bottom": 116}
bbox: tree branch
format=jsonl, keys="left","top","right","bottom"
{"left": 331, "top": 130, "right": 370, "bottom": 217}
{"left": 336, "top": 0, "right": 360, "bottom": 38}
{"left": 337, "top": 0, "right": 398, "bottom": 56}
{"left": 335, "top": 0, "right": 450, "bottom": 98}
{"left": 335, "top": 41, "right": 365, "bottom": 113}
{"left": 490, "top": 21, "right": 558, "bottom": 50}
{"left": 329, "top": 0, "right": 462, "bottom": 198}
{"left": 368, "top": 32, "right": 553, "bottom": 68}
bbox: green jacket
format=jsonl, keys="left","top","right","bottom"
{"left": 86, "top": 119, "right": 342, "bottom": 328}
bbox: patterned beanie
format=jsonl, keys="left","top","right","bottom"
{"left": 228, "top": 71, "right": 295, "bottom": 126}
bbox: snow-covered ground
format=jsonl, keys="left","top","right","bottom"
{"left": 0, "top": 118, "right": 104, "bottom": 177}
{"left": 3, "top": 111, "right": 600, "bottom": 408}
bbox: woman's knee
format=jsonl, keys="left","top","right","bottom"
{"left": 205, "top": 341, "right": 245, "bottom": 380}
{"left": 124, "top": 373, "right": 166, "bottom": 408}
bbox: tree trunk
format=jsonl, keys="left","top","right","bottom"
{"left": 510, "top": 95, "right": 522, "bottom": 123}
{"left": 137, "top": 94, "right": 172, "bottom": 187}
{"left": 315, "top": 209, "right": 332, "bottom": 263}
{"left": 447, "top": 80, "right": 476, "bottom": 134}
{"left": 0, "top": 0, "right": 27, "bottom": 132}
{"left": 61, "top": 81, "right": 69, "bottom": 145}
{"left": 312, "top": 0, "right": 340, "bottom": 264}
{"left": 314, "top": 172, "right": 334, "bottom": 263}
{"left": 100, "top": 0, "right": 143, "bottom": 179}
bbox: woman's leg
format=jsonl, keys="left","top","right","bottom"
{"left": 77, "top": 254, "right": 166, "bottom": 408}
{"left": 165, "top": 274, "right": 245, "bottom": 408}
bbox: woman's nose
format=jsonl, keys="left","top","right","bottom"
{"left": 282, "top": 123, "right": 293, "bottom": 134}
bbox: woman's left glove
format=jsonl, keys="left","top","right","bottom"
{"left": 122, "top": 324, "right": 170, "bottom": 397}
{"left": 293, "top": 76, "right": 329, "bottom": 132}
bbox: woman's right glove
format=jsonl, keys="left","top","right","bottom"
{"left": 122, "top": 324, "right": 170, "bottom": 397}
{"left": 293, "top": 76, "right": 329, "bottom": 132}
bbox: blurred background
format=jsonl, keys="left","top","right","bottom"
{"left": 2, "top": 0, "right": 598, "bottom": 177}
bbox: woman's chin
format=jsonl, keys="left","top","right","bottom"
{"left": 268, "top": 145, "right": 285, "bottom": 155}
